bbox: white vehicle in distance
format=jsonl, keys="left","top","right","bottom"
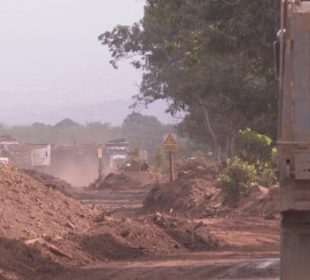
{"left": 0, "top": 157, "right": 9, "bottom": 165}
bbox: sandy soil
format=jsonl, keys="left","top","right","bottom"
{"left": 66, "top": 171, "right": 280, "bottom": 280}
{"left": 0, "top": 168, "right": 280, "bottom": 280}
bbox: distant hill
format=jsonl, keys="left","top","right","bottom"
{"left": 0, "top": 99, "right": 180, "bottom": 125}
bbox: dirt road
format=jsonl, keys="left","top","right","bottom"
{"left": 67, "top": 182, "right": 280, "bottom": 280}
{"left": 0, "top": 167, "right": 279, "bottom": 280}
{"left": 47, "top": 255, "right": 279, "bottom": 280}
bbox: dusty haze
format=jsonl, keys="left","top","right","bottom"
{"left": 0, "top": 0, "right": 173, "bottom": 125}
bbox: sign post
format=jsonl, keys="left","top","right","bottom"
{"left": 163, "top": 134, "right": 177, "bottom": 182}
{"left": 97, "top": 148, "right": 104, "bottom": 180}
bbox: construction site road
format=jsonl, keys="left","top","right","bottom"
{"left": 67, "top": 173, "right": 280, "bottom": 280}
{"left": 47, "top": 254, "right": 280, "bottom": 280}
{"left": 77, "top": 189, "right": 146, "bottom": 211}
{"left": 0, "top": 167, "right": 279, "bottom": 280}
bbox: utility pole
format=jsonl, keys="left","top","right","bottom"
{"left": 168, "top": 151, "right": 174, "bottom": 182}
{"left": 278, "top": 1, "right": 310, "bottom": 279}
{"left": 97, "top": 147, "right": 104, "bottom": 180}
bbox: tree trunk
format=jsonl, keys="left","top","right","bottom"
{"left": 225, "top": 121, "right": 237, "bottom": 160}
{"left": 201, "top": 105, "right": 221, "bottom": 163}
{"left": 230, "top": 133, "right": 236, "bottom": 158}
{"left": 225, "top": 133, "right": 230, "bottom": 161}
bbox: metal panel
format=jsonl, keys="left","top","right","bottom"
{"left": 291, "top": 15, "right": 310, "bottom": 141}
{"left": 31, "top": 145, "right": 51, "bottom": 167}
{"left": 295, "top": 152, "right": 310, "bottom": 180}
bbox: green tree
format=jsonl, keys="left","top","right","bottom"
{"left": 99, "top": 0, "right": 279, "bottom": 161}
{"left": 153, "top": 144, "right": 167, "bottom": 173}
{"left": 122, "top": 112, "right": 172, "bottom": 154}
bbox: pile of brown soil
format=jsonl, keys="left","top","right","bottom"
{"left": 235, "top": 185, "right": 280, "bottom": 219}
{"left": 89, "top": 171, "right": 160, "bottom": 190}
{"left": 0, "top": 165, "right": 220, "bottom": 279}
{"left": 0, "top": 166, "right": 95, "bottom": 240}
{"left": 143, "top": 163, "right": 280, "bottom": 219}
{"left": 149, "top": 213, "right": 219, "bottom": 251}
{"left": 73, "top": 215, "right": 180, "bottom": 260}
{"left": 73, "top": 213, "right": 219, "bottom": 261}
{"left": 0, "top": 166, "right": 98, "bottom": 278}
{"left": 143, "top": 162, "right": 220, "bottom": 217}
{"left": 22, "top": 169, "right": 74, "bottom": 196}
{"left": 89, "top": 172, "right": 140, "bottom": 190}
{"left": 144, "top": 178, "right": 218, "bottom": 217}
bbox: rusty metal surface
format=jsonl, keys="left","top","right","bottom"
{"left": 295, "top": 152, "right": 310, "bottom": 179}
{"left": 279, "top": 3, "right": 310, "bottom": 280}
{"left": 279, "top": 4, "right": 310, "bottom": 210}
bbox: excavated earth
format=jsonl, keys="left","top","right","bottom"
{"left": 143, "top": 162, "right": 280, "bottom": 220}
{"left": 0, "top": 165, "right": 280, "bottom": 280}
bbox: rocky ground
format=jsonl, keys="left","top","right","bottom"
{"left": 0, "top": 164, "right": 280, "bottom": 280}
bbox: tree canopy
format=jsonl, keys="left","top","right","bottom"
{"left": 99, "top": 0, "right": 280, "bottom": 160}
{"left": 0, "top": 114, "right": 172, "bottom": 156}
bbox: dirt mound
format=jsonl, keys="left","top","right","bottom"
{"left": 0, "top": 163, "right": 280, "bottom": 280}
{"left": 89, "top": 171, "right": 160, "bottom": 190}
{"left": 149, "top": 213, "right": 219, "bottom": 250}
{"left": 0, "top": 165, "right": 99, "bottom": 278}
{"left": 235, "top": 185, "right": 280, "bottom": 219}
{"left": 73, "top": 216, "right": 180, "bottom": 260}
{"left": 0, "top": 166, "right": 95, "bottom": 240}
{"left": 144, "top": 179, "right": 218, "bottom": 217}
{"left": 73, "top": 213, "right": 219, "bottom": 261}
{"left": 144, "top": 163, "right": 280, "bottom": 219}
{"left": 22, "top": 169, "right": 74, "bottom": 197}
{"left": 0, "top": 237, "right": 63, "bottom": 280}
{"left": 89, "top": 172, "right": 140, "bottom": 190}
{"left": 144, "top": 163, "right": 219, "bottom": 217}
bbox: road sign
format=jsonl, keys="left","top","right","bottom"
{"left": 163, "top": 134, "right": 177, "bottom": 151}
{"left": 163, "top": 134, "right": 177, "bottom": 182}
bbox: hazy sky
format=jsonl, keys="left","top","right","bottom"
{"left": 0, "top": 0, "right": 146, "bottom": 111}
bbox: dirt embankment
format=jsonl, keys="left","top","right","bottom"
{"left": 89, "top": 171, "right": 162, "bottom": 190}
{"left": 89, "top": 172, "right": 140, "bottom": 190}
{"left": 0, "top": 166, "right": 224, "bottom": 280}
{"left": 0, "top": 162, "right": 280, "bottom": 280}
{"left": 22, "top": 169, "right": 74, "bottom": 196}
{"left": 0, "top": 166, "right": 98, "bottom": 279}
{"left": 72, "top": 213, "right": 219, "bottom": 262}
{"left": 0, "top": 166, "right": 94, "bottom": 241}
{"left": 143, "top": 161, "right": 280, "bottom": 219}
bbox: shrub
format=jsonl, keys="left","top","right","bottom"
{"left": 257, "top": 162, "right": 277, "bottom": 187}
{"left": 271, "top": 147, "right": 278, "bottom": 168}
{"left": 235, "top": 129, "right": 278, "bottom": 187}
{"left": 152, "top": 145, "right": 168, "bottom": 173}
{"left": 237, "top": 128, "right": 273, "bottom": 164}
{"left": 218, "top": 157, "right": 257, "bottom": 207}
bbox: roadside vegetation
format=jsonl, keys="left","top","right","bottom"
{"left": 99, "top": 0, "right": 279, "bottom": 162}
{"left": 1, "top": 1, "right": 280, "bottom": 199}
{"left": 0, "top": 113, "right": 173, "bottom": 148}
{"left": 98, "top": 0, "right": 281, "bottom": 199}
{"left": 218, "top": 129, "right": 277, "bottom": 206}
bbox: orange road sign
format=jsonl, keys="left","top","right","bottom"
{"left": 164, "top": 134, "right": 177, "bottom": 151}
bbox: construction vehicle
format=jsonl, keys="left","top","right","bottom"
{"left": 278, "top": 1, "right": 310, "bottom": 279}
{"left": 103, "top": 139, "right": 149, "bottom": 172}
{"left": 0, "top": 157, "right": 9, "bottom": 165}
{"left": 104, "top": 139, "right": 129, "bottom": 171}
